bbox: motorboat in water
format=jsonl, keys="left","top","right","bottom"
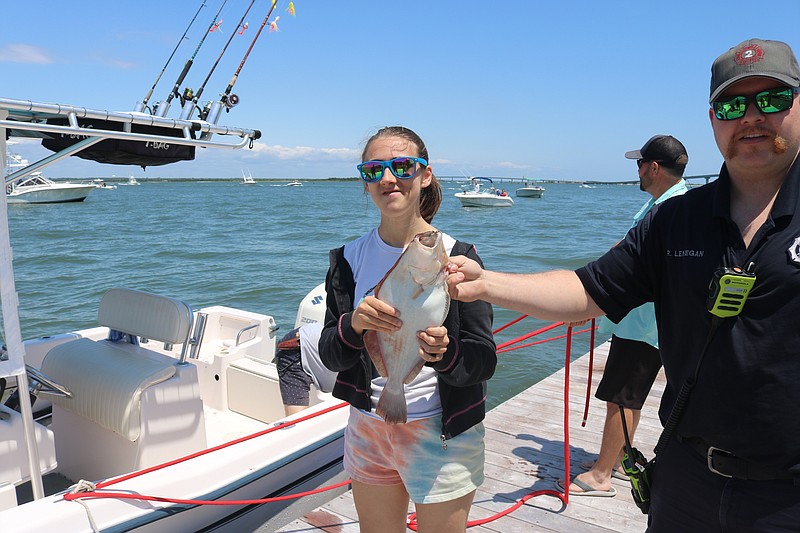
{"left": 5, "top": 152, "right": 95, "bottom": 204}
{"left": 92, "top": 179, "right": 117, "bottom": 190}
{"left": 6, "top": 173, "right": 96, "bottom": 204}
{"left": 124, "top": 176, "right": 140, "bottom": 186}
{"left": 241, "top": 170, "right": 257, "bottom": 185}
{"left": 286, "top": 180, "right": 302, "bottom": 186}
{"left": 454, "top": 177, "right": 514, "bottom": 207}
{"left": 515, "top": 179, "right": 545, "bottom": 198}
{"left": 0, "top": 95, "right": 349, "bottom": 532}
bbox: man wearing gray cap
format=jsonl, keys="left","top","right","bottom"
{"left": 447, "top": 38, "right": 800, "bottom": 530}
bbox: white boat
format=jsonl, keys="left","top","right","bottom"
{"left": 285, "top": 180, "right": 302, "bottom": 187}
{"left": 5, "top": 152, "right": 96, "bottom": 204}
{"left": 92, "top": 179, "right": 117, "bottom": 190}
{"left": 241, "top": 170, "right": 256, "bottom": 185}
{"left": 454, "top": 177, "right": 514, "bottom": 207}
{"left": 515, "top": 179, "right": 545, "bottom": 198}
{"left": 0, "top": 97, "right": 347, "bottom": 532}
{"left": 125, "top": 176, "right": 140, "bottom": 186}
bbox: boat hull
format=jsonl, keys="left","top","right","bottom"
{"left": 515, "top": 187, "right": 545, "bottom": 198}
{"left": 454, "top": 192, "right": 514, "bottom": 207}
{"left": 7, "top": 184, "right": 95, "bottom": 204}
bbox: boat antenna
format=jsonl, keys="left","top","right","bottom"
{"left": 137, "top": 0, "right": 207, "bottom": 114}
{"left": 181, "top": 0, "right": 258, "bottom": 121}
{"left": 213, "top": 0, "right": 281, "bottom": 118}
{"left": 153, "top": 0, "right": 230, "bottom": 117}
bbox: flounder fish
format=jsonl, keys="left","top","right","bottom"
{"left": 364, "top": 230, "right": 451, "bottom": 424}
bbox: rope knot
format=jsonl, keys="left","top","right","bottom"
{"left": 70, "top": 479, "right": 97, "bottom": 494}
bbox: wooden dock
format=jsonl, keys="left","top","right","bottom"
{"left": 275, "top": 341, "right": 664, "bottom": 532}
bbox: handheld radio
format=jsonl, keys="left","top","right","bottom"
{"left": 706, "top": 264, "right": 756, "bottom": 318}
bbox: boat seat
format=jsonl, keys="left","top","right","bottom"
{"left": 42, "top": 338, "right": 176, "bottom": 441}
{"left": 39, "top": 288, "right": 207, "bottom": 481}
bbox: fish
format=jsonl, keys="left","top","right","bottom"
{"left": 363, "top": 230, "right": 451, "bottom": 424}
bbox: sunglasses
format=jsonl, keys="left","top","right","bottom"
{"left": 636, "top": 159, "right": 663, "bottom": 169}
{"left": 357, "top": 157, "right": 428, "bottom": 183}
{"left": 712, "top": 87, "right": 796, "bottom": 120}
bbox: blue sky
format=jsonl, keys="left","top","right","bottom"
{"left": 2, "top": 1, "right": 799, "bottom": 181}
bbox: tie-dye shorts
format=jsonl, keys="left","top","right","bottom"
{"left": 343, "top": 407, "right": 485, "bottom": 504}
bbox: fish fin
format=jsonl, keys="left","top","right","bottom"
{"left": 411, "top": 284, "right": 424, "bottom": 299}
{"left": 363, "top": 331, "right": 388, "bottom": 377}
{"left": 403, "top": 356, "right": 426, "bottom": 385}
{"left": 376, "top": 383, "right": 407, "bottom": 424}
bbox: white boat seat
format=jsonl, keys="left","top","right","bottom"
{"left": 41, "top": 338, "right": 176, "bottom": 441}
{"left": 40, "top": 288, "right": 193, "bottom": 441}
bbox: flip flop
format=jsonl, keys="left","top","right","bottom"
{"left": 579, "top": 460, "right": 630, "bottom": 481}
{"left": 556, "top": 478, "right": 617, "bottom": 497}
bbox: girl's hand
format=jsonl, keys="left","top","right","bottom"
{"left": 417, "top": 325, "right": 449, "bottom": 363}
{"left": 350, "top": 295, "right": 401, "bottom": 336}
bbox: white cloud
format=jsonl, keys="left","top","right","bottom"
{"left": 0, "top": 44, "right": 52, "bottom": 64}
{"left": 250, "top": 142, "right": 358, "bottom": 161}
{"left": 497, "top": 161, "right": 528, "bottom": 170}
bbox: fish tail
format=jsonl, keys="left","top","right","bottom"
{"left": 376, "top": 384, "right": 408, "bottom": 425}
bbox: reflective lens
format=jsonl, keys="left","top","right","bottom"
{"left": 713, "top": 87, "right": 796, "bottom": 120}
{"left": 357, "top": 157, "right": 428, "bottom": 182}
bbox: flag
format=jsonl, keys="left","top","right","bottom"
{"left": 238, "top": 22, "right": 248, "bottom": 35}
{"left": 287, "top": 2, "right": 296, "bottom": 16}
{"left": 210, "top": 19, "right": 222, "bottom": 32}
{"left": 269, "top": 16, "right": 280, "bottom": 32}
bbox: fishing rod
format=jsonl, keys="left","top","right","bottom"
{"left": 153, "top": 0, "right": 230, "bottom": 117}
{"left": 136, "top": 0, "right": 207, "bottom": 114}
{"left": 214, "top": 0, "right": 281, "bottom": 116}
{"left": 180, "top": 0, "right": 258, "bottom": 121}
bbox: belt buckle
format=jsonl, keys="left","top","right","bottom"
{"left": 707, "top": 446, "right": 733, "bottom": 478}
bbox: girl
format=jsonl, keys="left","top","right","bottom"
{"left": 319, "top": 126, "right": 496, "bottom": 532}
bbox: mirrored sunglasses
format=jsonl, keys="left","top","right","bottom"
{"left": 357, "top": 157, "right": 428, "bottom": 183}
{"left": 712, "top": 87, "right": 796, "bottom": 121}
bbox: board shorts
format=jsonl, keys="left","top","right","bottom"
{"left": 275, "top": 328, "right": 313, "bottom": 406}
{"left": 343, "top": 407, "right": 485, "bottom": 504}
{"left": 595, "top": 335, "right": 661, "bottom": 410}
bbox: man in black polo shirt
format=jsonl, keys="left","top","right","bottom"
{"left": 447, "top": 38, "right": 800, "bottom": 531}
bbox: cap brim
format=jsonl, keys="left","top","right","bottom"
{"left": 624, "top": 149, "right": 642, "bottom": 160}
{"left": 710, "top": 72, "right": 800, "bottom": 103}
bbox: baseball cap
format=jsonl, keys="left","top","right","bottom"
{"left": 710, "top": 39, "right": 800, "bottom": 103}
{"left": 624, "top": 135, "right": 688, "bottom": 168}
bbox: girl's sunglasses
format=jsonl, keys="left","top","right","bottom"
{"left": 712, "top": 87, "right": 796, "bottom": 120}
{"left": 357, "top": 157, "right": 428, "bottom": 183}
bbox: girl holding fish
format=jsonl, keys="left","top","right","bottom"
{"left": 319, "top": 126, "right": 496, "bottom": 532}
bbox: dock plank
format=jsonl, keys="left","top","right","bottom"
{"left": 276, "top": 340, "right": 662, "bottom": 532}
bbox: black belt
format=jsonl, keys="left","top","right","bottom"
{"left": 681, "top": 437, "right": 795, "bottom": 482}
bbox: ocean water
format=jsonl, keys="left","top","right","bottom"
{"left": 3, "top": 180, "right": 647, "bottom": 409}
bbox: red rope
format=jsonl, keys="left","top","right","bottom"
{"left": 492, "top": 313, "right": 528, "bottom": 335}
{"left": 581, "top": 319, "right": 596, "bottom": 427}
{"left": 65, "top": 401, "right": 350, "bottom": 500}
{"left": 406, "top": 324, "right": 577, "bottom": 530}
{"left": 66, "top": 316, "right": 596, "bottom": 530}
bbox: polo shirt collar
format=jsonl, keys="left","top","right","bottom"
{"left": 711, "top": 157, "right": 800, "bottom": 221}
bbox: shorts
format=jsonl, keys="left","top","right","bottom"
{"left": 595, "top": 335, "right": 661, "bottom": 410}
{"left": 276, "top": 328, "right": 312, "bottom": 406}
{"left": 343, "top": 407, "right": 485, "bottom": 504}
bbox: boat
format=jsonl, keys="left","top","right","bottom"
{"left": 454, "top": 177, "right": 514, "bottom": 207}
{"left": 92, "top": 179, "right": 117, "bottom": 190}
{"left": 515, "top": 179, "right": 545, "bottom": 198}
{"left": 0, "top": 96, "right": 348, "bottom": 531}
{"left": 285, "top": 180, "right": 302, "bottom": 186}
{"left": 124, "top": 176, "right": 140, "bottom": 186}
{"left": 241, "top": 170, "right": 256, "bottom": 185}
{"left": 5, "top": 151, "right": 96, "bottom": 204}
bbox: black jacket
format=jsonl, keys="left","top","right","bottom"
{"left": 319, "top": 240, "right": 496, "bottom": 440}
